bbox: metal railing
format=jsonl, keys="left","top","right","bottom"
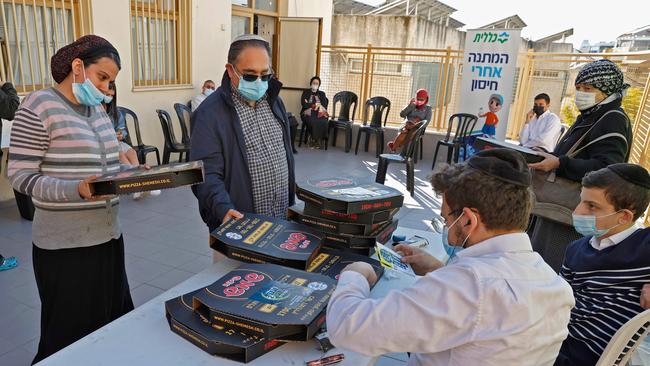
{"left": 318, "top": 44, "right": 650, "bottom": 224}
{"left": 130, "top": 0, "right": 191, "bottom": 88}
{"left": 0, "top": 0, "right": 93, "bottom": 93}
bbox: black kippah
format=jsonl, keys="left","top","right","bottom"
{"left": 607, "top": 163, "right": 650, "bottom": 189}
{"left": 467, "top": 148, "right": 531, "bottom": 187}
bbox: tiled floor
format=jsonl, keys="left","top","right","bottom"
{"left": 0, "top": 146, "right": 443, "bottom": 365}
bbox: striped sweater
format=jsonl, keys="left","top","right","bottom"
{"left": 560, "top": 227, "right": 650, "bottom": 365}
{"left": 8, "top": 87, "right": 123, "bottom": 250}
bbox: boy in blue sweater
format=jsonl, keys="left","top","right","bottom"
{"left": 555, "top": 163, "right": 650, "bottom": 366}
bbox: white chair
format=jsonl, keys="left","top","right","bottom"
{"left": 596, "top": 309, "right": 650, "bottom": 366}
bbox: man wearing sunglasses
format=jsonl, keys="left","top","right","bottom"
{"left": 190, "top": 34, "right": 295, "bottom": 241}
{"left": 326, "top": 148, "right": 575, "bottom": 366}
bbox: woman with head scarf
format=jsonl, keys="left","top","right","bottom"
{"left": 387, "top": 89, "right": 432, "bottom": 152}
{"left": 8, "top": 35, "right": 134, "bottom": 363}
{"left": 300, "top": 76, "right": 329, "bottom": 149}
{"left": 528, "top": 59, "right": 633, "bottom": 272}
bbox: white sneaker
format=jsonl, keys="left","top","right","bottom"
{"left": 150, "top": 190, "right": 162, "bottom": 196}
{"left": 132, "top": 192, "right": 144, "bottom": 200}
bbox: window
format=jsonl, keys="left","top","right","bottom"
{"left": 231, "top": 0, "right": 279, "bottom": 52}
{"left": 130, "top": 0, "right": 191, "bottom": 88}
{"left": 0, "top": 0, "right": 93, "bottom": 93}
{"left": 349, "top": 60, "right": 403, "bottom": 76}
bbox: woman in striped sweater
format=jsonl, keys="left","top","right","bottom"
{"left": 8, "top": 35, "right": 134, "bottom": 364}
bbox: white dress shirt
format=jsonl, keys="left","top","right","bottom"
{"left": 589, "top": 224, "right": 640, "bottom": 251}
{"left": 192, "top": 93, "right": 207, "bottom": 112}
{"left": 326, "top": 233, "right": 575, "bottom": 366}
{"left": 519, "top": 111, "right": 562, "bottom": 152}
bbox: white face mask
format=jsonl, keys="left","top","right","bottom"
{"left": 575, "top": 90, "right": 598, "bottom": 111}
{"left": 311, "top": 84, "right": 319, "bottom": 92}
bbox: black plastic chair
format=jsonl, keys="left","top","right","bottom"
{"left": 173, "top": 103, "right": 191, "bottom": 144}
{"left": 156, "top": 109, "right": 190, "bottom": 164}
{"left": 375, "top": 120, "right": 430, "bottom": 197}
{"left": 327, "top": 91, "right": 358, "bottom": 153}
{"left": 355, "top": 96, "right": 390, "bottom": 158}
{"left": 117, "top": 107, "right": 161, "bottom": 165}
{"left": 431, "top": 113, "right": 478, "bottom": 170}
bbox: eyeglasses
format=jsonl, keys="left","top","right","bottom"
{"left": 231, "top": 65, "right": 274, "bottom": 82}
{"left": 430, "top": 209, "right": 462, "bottom": 233}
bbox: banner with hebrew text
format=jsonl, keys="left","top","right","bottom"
{"left": 459, "top": 29, "right": 521, "bottom": 141}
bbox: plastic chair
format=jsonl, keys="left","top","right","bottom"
{"left": 431, "top": 113, "right": 478, "bottom": 170}
{"left": 375, "top": 120, "right": 430, "bottom": 197}
{"left": 327, "top": 91, "right": 358, "bottom": 153}
{"left": 173, "top": 103, "right": 192, "bottom": 144}
{"left": 117, "top": 107, "right": 161, "bottom": 165}
{"left": 595, "top": 309, "right": 650, "bottom": 366}
{"left": 156, "top": 109, "right": 190, "bottom": 164}
{"left": 555, "top": 124, "right": 567, "bottom": 147}
{"left": 355, "top": 96, "right": 390, "bottom": 158}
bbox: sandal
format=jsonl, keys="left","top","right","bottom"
{"left": 0, "top": 256, "right": 18, "bottom": 271}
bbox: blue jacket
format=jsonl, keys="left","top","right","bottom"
{"left": 190, "top": 71, "right": 296, "bottom": 232}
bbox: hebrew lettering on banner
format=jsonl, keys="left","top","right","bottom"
{"left": 460, "top": 29, "right": 521, "bottom": 141}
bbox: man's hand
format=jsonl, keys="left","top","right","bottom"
{"left": 641, "top": 284, "right": 650, "bottom": 309}
{"left": 528, "top": 151, "right": 560, "bottom": 172}
{"left": 395, "top": 244, "right": 444, "bottom": 275}
{"left": 222, "top": 209, "right": 244, "bottom": 223}
{"left": 341, "top": 262, "right": 378, "bottom": 287}
{"left": 526, "top": 109, "right": 535, "bottom": 122}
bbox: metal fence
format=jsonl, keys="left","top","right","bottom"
{"left": 318, "top": 44, "right": 650, "bottom": 224}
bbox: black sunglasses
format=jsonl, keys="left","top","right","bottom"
{"left": 232, "top": 65, "right": 273, "bottom": 82}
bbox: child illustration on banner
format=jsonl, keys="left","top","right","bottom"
{"left": 478, "top": 93, "right": 503, "bottom": 138}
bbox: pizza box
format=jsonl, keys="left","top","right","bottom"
{"left": 321, "top": 219, "right": 398, "bottom": 249}
{"left": 287, "top": 202, "right": 386, "bottom": 236}
{"left": 210, "top": 214, "right": 323, "bottom": 270}
{"left": 165, "top": 289, "right": 285, "bottom": 363}
{"left": 303, "top": 202, "right": 398, "bottom": 225}
{"left": 90, "top": 161, "right": 204, "bottom": 195}
{"left": 296, "top": 177, "right": 404, "bottom": 214}
{"left": 306, "top": 247, "right": 384, "bottom": 287}
{"left": 473, "top": 137, "right": 544, "bottom": 163}
{"left": 192, "top": 263, "right": 336, "bottom": 341}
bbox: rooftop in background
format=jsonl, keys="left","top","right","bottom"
{"left": 478, "top": 14, "right": 527, "bottom": 30}
{"left": 333, "top": 0, "right": 465, "bottom": 29}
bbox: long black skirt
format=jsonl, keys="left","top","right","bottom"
{"left": 303, "top": 110, "right": 329, "bottom": 141}
{"left": 31, "top": 236, "right": 134, "bottom": 364}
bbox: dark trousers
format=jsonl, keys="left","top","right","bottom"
{"left": 554, "top": 336, "right": 600, "bottom": 366}
{"left": 32, "top": 236, "right": 134, "bottom": 364}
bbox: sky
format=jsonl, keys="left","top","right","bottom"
{"left": 356, "top": 0, "right": 649, "bottom": 48}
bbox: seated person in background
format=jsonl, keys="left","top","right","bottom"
{"left": 103, "top": 82, "right": 159, "bottom": 199}
{"left": 555, "top": 163, "right": 650, "bottom": 366}
{"left": 519, "top": 93, "right": 562, "bottom": 152}
{"left": 327, "top": 148, "right": 575, "bottom": 366}
{"left": 192, "top": 79, "right": 215, "bottom": 112}
{"left": 387, "top": 89, "right": 431, "bottom": 152}
{"left": 300, "top": 76, "right": 329, "bottom": 149}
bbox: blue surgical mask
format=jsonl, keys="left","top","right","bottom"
{"left": 72, "top": 68, "right": 106, "bottom": 106}
{"left": 204, "top": 88, "right": 214, "bottom": 97}
{"left": 103, "top": 94, "right": 113, "bottom": 104}
{"left": 572, "top": 211, "right": 621, "bottom": 238}
{"left": 233, "top": 68, "right": 268, "bottom": 102}
{"left": 442, "top": 213, "right": 470, "bottom": 263}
